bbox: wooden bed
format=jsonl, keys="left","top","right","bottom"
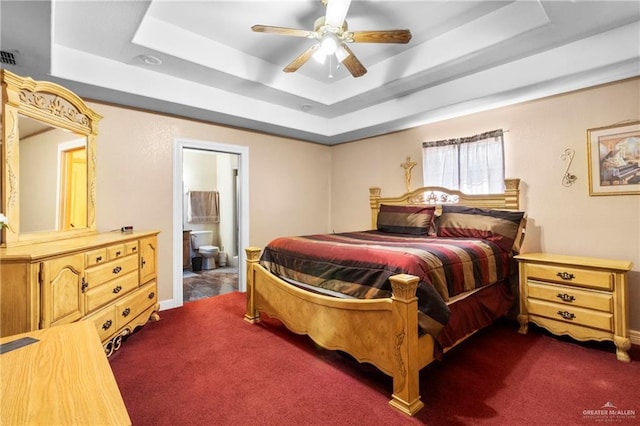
{"left": 244, "top": 178, "right": 523, "bottom": 416}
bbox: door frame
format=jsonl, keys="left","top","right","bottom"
{"left": 171, "top": 138, "right": 249, "bottom": 309}
{"left": 56, "top": 138, "right": 87, "bottom": 230}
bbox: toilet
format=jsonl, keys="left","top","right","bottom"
{"left": 190, "top": 231, "right": 220, "bottom": 270}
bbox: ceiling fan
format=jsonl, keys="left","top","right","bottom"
{"left": 252, "top": 0, "right": 412, "bottom": 78}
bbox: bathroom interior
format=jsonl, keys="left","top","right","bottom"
{"left": 182, "top": 148, "right": 239, "bottom": 302}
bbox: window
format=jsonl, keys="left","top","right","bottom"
{"left": 422, "top": 129, "right": 505, "bottom": 194}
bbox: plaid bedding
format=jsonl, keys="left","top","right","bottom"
{"left": 260, "top": 231, "right": 513, "bottom": 338}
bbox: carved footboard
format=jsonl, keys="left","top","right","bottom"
{"left": 245, "top": 247, "right": 432, "bottom": 416}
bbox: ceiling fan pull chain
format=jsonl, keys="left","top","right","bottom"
{"left": 328, "top": 54, "right": 333, "bottom": 78}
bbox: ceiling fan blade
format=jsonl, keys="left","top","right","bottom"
{"left": 283, "top": 44, "right": 320, "bottom": 73}
{"left": 252, "top": 25, "right": 315, "bottom": 38}
{"left": 350, "top": 30, "right": 412, "bottom": 44}
{"left": 340, "top": 44, "right": 367, "bottom": 78}
{"left": 325, "top": 0, "right": 352, "bottom": 28}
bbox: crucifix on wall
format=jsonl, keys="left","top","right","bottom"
{"left": 400, "top": 156, "right": 417, "bottom": 192}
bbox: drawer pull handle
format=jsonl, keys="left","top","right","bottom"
{"left": 122, "top": 307, "right": 131, "bottom": 317}
{"left": 113, "top": 285, "right": 122, "bottom": 294}
{"left": 116, "top": 250, "right": 121, "bottom": 256}
{"left": 556, "top": 272, "right": 575, "bottom": 280}
{"left": 141, "top": 258, "right": 146, "bottom": 268}
{"left": 557, "top": 310, "right": 576, "bottom": 321}
{"left": 556, "top": 293, "right": 575, "bottom": 303}
{"left": 81, "top": 277, "right": 88, "bottom": 293}
{"left": 102, "top": 320, "right": 113, "bottom": 330}
{"left": 96, "top": 256, "right": 103, "bottom": 263}
{"left": 148, "top": 292, "right": 155, "bottom": 299}
{"left": 113, "top": 266, "right": 122, "bottom": 274}
{"left": 132, "top": 247, "right": 137, "bottom": 252}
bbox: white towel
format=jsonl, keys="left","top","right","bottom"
{"left": 187, "top": 191, "right": 220, "bottom": 223}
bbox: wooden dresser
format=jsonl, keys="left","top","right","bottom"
{"left": 0, "top": 230, "right": 159, "bottom": 356}
{"left": 515, "top": 252, "right": 633, "bottom": 362}
{"left": 0, "top": 71, "right": 158, "bottom": 356}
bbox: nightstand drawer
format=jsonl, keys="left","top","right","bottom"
{"left": 527, "top": 280, "right": 613, "bottom": 312}
{"left": 526, "top": 263, "right": 613, "bottom": 291}
{"left": 527, "top": 299, "right": 613, "bottom": 332}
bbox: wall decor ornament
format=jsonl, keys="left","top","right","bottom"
{"left": 561, "top": 148, "right": 577, "bottom": 187}
{"left": 587, "top": 121, "right": 640, "bottom": 196}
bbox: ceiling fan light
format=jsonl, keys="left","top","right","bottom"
{"left": 320, "top": 35, "right": 338, "bottom": 55}
{"left": 312, "top": 47, "right": 327, "bottom": 64}
{"left": 335, "top": 44, "right": 349, "bottom": 62}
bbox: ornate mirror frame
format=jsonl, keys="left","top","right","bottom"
{"left": 1, "top": 69, "right": 102, "bottom": 247}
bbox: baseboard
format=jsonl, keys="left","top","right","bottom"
{"left": 631, "top": 329, "right": 640, "bottom": 346}
{"left": 159, "top": 298, "right": 179, "bottom": 311}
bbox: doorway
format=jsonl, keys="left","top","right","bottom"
{"left": 59, "top": 145, "right": 86, "bottom": 229}
{"left": 56, "top": 138, "right": 87, "bottom": 230}
{"left": 172, "top": 139, "right": 249, "bottom": 309}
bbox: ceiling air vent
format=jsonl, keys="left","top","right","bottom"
{"left": 0, "top": 50, "right": 19, "bottom": 66}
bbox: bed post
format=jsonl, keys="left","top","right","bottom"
{"left": 369, "top": 187, "right": 381, "bottom": 229}
{"left": 388, "top": 274, "right": 424, "bottom": 416}
{"left": 504, "top": 178, "right": 521, "bottom": 210}
{"left": 244, "top": 247, "right": 262, "bottom": 324}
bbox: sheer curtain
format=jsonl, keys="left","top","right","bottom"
{"left": 422, "top": 130, "right": 505, "bottom": 194}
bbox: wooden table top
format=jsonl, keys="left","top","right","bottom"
{"left": 1, "top": 321, "right": 131, "bottom": 425}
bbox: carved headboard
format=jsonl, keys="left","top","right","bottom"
{"left": 369, "top": 178, "right": 524, "bottom": 251}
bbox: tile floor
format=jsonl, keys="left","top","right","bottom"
{"left": 183, "top": 266, "right": 239, "bottom": 302}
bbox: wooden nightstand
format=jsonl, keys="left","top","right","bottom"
{"left": 515, "top": 253, "right": 633, "bottom": 362}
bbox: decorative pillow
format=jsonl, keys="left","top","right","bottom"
{"left": 377, "top": 204, "right": 436, "bottom": 235}
{"left": 437, "top": 205, "right": 525, "bottom": 252}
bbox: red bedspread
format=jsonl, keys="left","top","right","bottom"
{"left": 260, "top": 231, "right": 513, "bottom": 338}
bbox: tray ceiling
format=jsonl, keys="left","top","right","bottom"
{"left": 1, "top": 0, "right": 638, "bottom": 145}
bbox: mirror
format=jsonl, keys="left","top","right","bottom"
{"left": 19, "top": 115, "right": 88, "bottom": 233}
{"left": 1, "top": 69, "right": 102, "bottom": 247}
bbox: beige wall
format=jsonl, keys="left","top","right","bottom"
{"left": 331, "top": 77, "right": 640, "bottom": 330}
{"left": 90, "top": 103, "right": 332, "bottom": 302}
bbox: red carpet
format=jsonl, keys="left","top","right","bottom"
{"left": 109, "top": 292, "right": 640, "bottom": 425}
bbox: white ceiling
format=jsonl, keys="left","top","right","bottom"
{"left": 1, "top": 0, "right": 639, "bottom": 145}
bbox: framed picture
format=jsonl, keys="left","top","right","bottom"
{"left": 587, "top": 121, "right": 640, "bottom": 196}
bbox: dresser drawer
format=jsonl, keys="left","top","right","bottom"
{"left": 107, "top": 244, "right": 126, "bottom": 260}
{"left": 86, "top": 306, "right": 118, "bottom": 342}
{"left": 527, "top": 299, "right": 613, "bottom": 332}
{"left": 115, "top": 281, "right": 157, "bottom": 329}
{"left": 124, "top": 241, "right": 139, "bottom": 256}
{"left": 85, "top": 271, "right": 138, "bottom": 312}
{"left": 85, "top": 255, "right": 138, "bottom": 288}
{"left": 526, "top": 263, "right": 613, "bottom": 291}
{"left": 85, "top": 248, "right": 108, "bottom": 267}
{"left": 526, "top": 280, "right": 613, "bottom": 313}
